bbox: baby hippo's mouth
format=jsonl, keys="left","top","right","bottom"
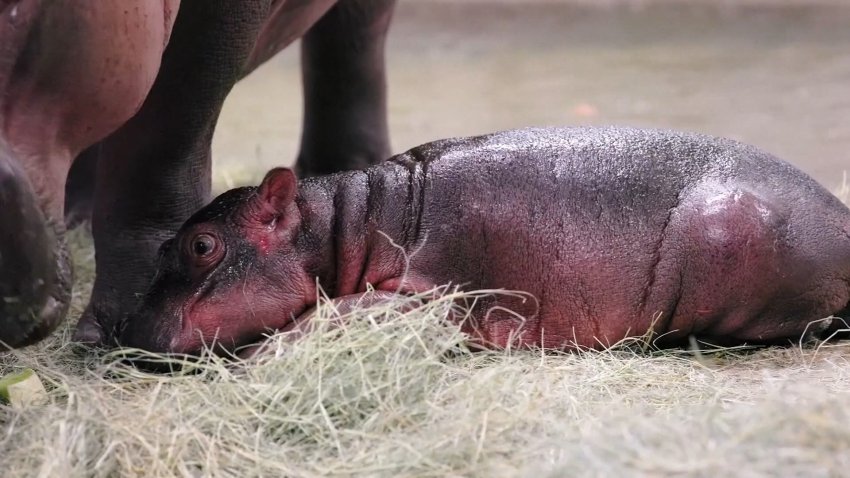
{"left": 232, "top": 316, "right": 311, "bottom": 359}
{"left": 114, "top": 298, "right": 309, "bottom": 364}
{"left": 234, "top": 340, "right": 272, "bottom": 359}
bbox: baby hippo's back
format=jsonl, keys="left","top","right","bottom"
{"left": 378, "top": 127, "right": 850, "bottom": 349}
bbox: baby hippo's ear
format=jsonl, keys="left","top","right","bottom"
{"left": 252, "top": 168, "right": 298, "bottom": 224}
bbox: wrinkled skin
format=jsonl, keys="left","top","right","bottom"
{"left": 0, "top": 0, "right": 396, "bottom": 348}
{"left": 121, "top": 127, "right": 850, "bottom": 355}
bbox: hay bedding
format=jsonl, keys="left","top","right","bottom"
{"left": 2, "top": 225, "right": 850, "bottom": 478}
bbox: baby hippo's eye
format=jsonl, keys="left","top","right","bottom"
{"left": 183, "top": 232, "right": 224, "bottom": 274}
{"left": 192, "top": 234, "right": 217, "bottom": 257}
{"left": 193, "top": 234, "right": 215, "bottom": 256}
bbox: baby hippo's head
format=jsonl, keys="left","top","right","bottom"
{"left": 117, "top": 168, "right": 317, "bottom": 355}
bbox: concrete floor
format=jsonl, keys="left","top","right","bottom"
{"left": 213, "top": 0, "right": 850, "bottom": 191}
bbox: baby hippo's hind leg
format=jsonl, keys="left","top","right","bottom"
{"left": 656, "top": 185, "right": 850, "bottom": 345}
{"left": 780, "top": 198, "right": 850, "bottom": 343}
{"left": 767, "top": 188, "right": 850, "bottom": 344}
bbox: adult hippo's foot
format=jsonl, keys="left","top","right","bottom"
{"left": 0, "top": 148, "right": 71, "bottom": 349}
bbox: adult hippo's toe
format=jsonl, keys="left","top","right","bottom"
{"left": 0, "top": 148, "right": 71, "bottom": 349}
{"left": 71, "top": 312, "right": 105, "bottom": 347}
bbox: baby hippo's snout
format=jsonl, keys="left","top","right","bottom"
{"left": 116, "top": 308, "right": 181, "bottom": 355}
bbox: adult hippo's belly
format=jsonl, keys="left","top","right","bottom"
{"left": 0, "top": 0, "right": 396, "bottom": 349}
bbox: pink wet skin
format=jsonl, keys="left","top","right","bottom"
{"left": 119, "top": 127, "right": 850, "bottom": 357}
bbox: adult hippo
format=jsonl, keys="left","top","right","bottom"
{"left": 118, "top": 127, "right": 850, "bottom": 355}
{"left": 0, "top": 0, "right": 396, "bottom": 349}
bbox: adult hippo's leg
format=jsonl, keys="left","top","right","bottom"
{"left": 64, "top": 0, "right": 396, "bottom": 228}
{"left": 74, "top": 1, "right": 275, "bottom": 345}
{"left": 294, "top": 0, "right": 396, "bottom": 176}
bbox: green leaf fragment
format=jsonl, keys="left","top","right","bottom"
{"left": 0, "top": 368, "right": 47, "bottom": 407}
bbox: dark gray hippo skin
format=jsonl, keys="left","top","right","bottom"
{"left": 120, "top": 127, "right": 850, "bottom": 354}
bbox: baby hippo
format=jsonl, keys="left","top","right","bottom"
{"left": 118, "top": 127, "right": 850, "bottom": 355}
